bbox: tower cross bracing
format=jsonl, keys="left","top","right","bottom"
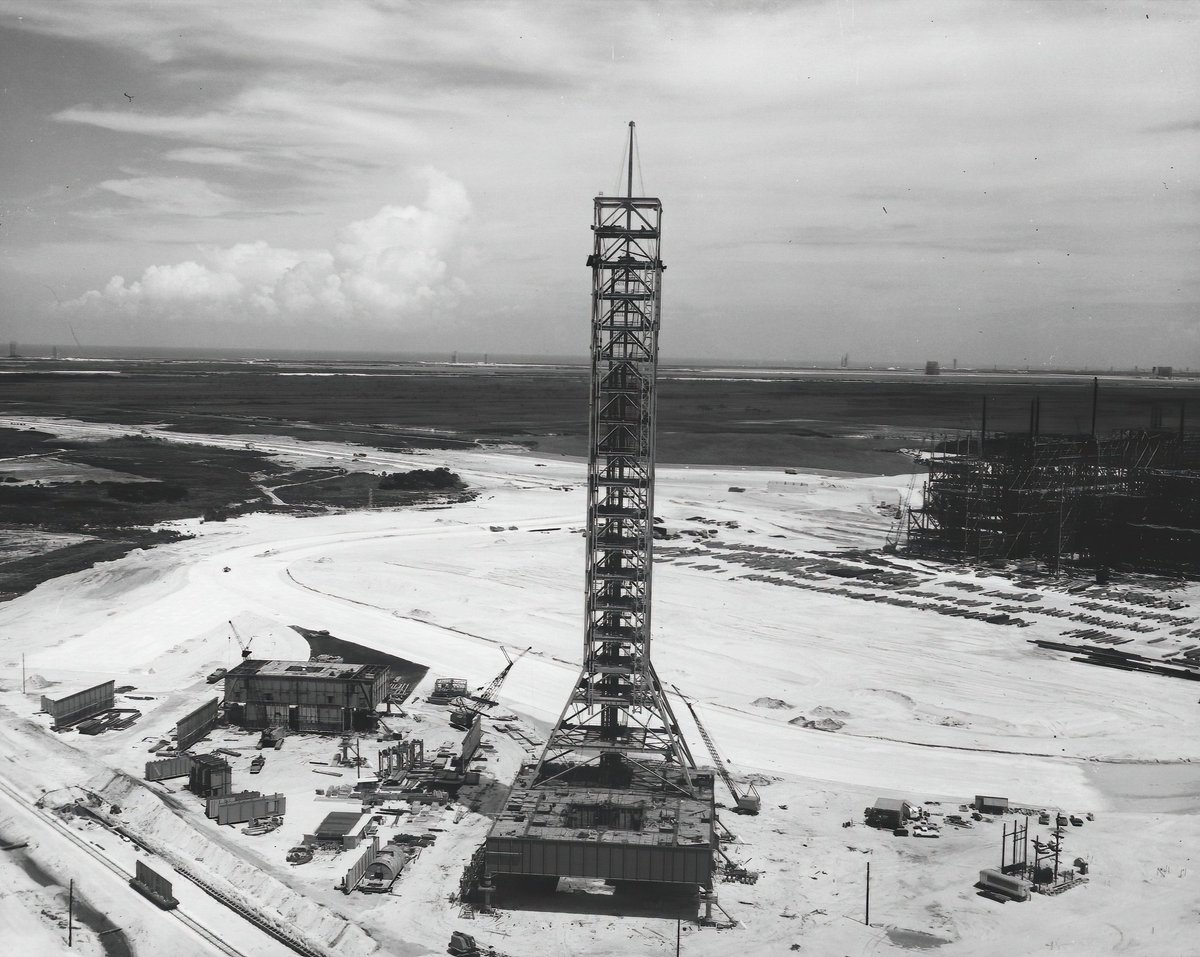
{"left": 534, "top": 124, "right": 695, "bottom": 789}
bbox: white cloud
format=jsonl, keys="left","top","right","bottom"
{"left": 97, "top": 176, "right": 238, "bottom": 216}
{"left": 60, "top": 169, "right": 472, "bottom": 326}
{"left": 163, "top": 147, "right": 260, "bottom": 169}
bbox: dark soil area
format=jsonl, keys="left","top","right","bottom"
{"left": 289, "top": 625, "right": 428, "bottom": 690}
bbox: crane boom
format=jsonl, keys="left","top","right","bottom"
{"left": 672, "top": 685, "right": 760, "bottom": 814}
{"left": 449, "top": 646, "right": 532, "bottom": 729}
{"left": 229, "top": 620, "right": 254, "bottom": 659}
{"left": 473, "top": 645, "right": 531, "bottom": 708}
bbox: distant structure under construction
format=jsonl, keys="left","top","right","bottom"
{"left": 904, "top": 394, "right": 1200, "bottom": 577}
{"left": 484, "top": 124, "right": 716, "bottom": 902}
{"left": 223, "top": 659, "right": 391, "bottom": 733}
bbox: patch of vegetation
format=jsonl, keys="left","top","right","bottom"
{"left": 275, "top": 469, "right": 473, "bottom": 509}
{"left": 0, "top": 431, "right": 294, "bottom": 603}
{"left": 0, "top": 529, "right": 187, "bottom": 602}
{"left": 378, "top": 467, "right": 463, "bottom": 491}
{"left": 0, "top": 427, "right": 61, "bottom": 456}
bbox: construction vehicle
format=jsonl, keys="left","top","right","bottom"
{"left": 449, "top": 646, "right": 531, "bottom": 730}
{"left": 447, "top": 932, "right": 478, "bottom": 957}
{"left": 228, "top": 620, "right": 255, "bottom": 660}
{"left": 249, "top": 754, "right": 265, "bottom": 774}
{"left": 258, "top": 725, "right": 287, "bottom": 750}
{"left": 673, "top": 685, "right": 761, "bottom": 815}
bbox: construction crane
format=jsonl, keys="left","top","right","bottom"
{"left": 228, "top": 620, "right": 255, "bottom": 660}
{"left": 449, "top": 646, "right": 531, "bottom": 730}
{"left": 672, "top": 685, "right": 761, "bottom": 815}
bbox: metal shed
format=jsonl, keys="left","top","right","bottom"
{"left": 865, "top": 798, "right": 915, "bottom": 829}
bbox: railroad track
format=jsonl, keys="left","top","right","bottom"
{"left": 0, "top": 776, "right": 246, "bottom": 957}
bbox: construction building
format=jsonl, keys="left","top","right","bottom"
{"left": 188, "top": 754, "right": 231, "bottom": 798}
{"left": 865, "top": 797, "right": 915, "bottom": 830}
{"left": 904, "top": 421, "right": 1200, "bottom": 578}
{"left": 484, "top": 124, "right": 717, "bottom": 904}
{"left": 222, "top": 659, "right": 390, "bottom": 732}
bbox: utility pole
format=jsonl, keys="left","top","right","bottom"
{"left": 68, "top": 878, "right": 73, "bottom": 947}
{"left": 865, "top": 861, "right": 871, "bottom": 926}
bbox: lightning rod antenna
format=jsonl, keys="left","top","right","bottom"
{"left": 627, "top": 121, "right": 635, "bottom": 199}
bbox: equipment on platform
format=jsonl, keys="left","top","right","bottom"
{"left": 673, "top": 685, "right": 760, "bottom": 815}
{"left": 449, "top": 646, "right": 530, "bottom": 730}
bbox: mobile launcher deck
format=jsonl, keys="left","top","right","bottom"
{"left": 484, "top": 763, "right": 716, "bottom": 893}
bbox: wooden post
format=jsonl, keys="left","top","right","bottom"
{"left": 68, "top": 878, "right": 73, "bottom": 947}
{"left": 865, "top": 861, "right": 871, "bottom": 926}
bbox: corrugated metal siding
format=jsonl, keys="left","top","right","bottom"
{"left": 486, "top": 837, "right": 711, "bottom": 887}
{"left": 145, "top": 755, "right": 193, "bottom": 781}
{"left": 42, "top": 680, "right": 115, "bottom": 728}
{"left": 135, "top": 860, "right": 174, "bottom": 900}
{"left": 176, "top": 698, "right": 219, "bottom": 751}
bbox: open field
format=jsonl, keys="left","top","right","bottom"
{"left": 0, "top": 413, "right": 1196, "bottom": 956}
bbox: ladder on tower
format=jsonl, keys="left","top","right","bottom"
{"left": 672, "top": 685, "right": 760, "bottom": 814}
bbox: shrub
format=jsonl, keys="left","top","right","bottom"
{"left": 378, "top": 467, "right": 463, "bottom": 491}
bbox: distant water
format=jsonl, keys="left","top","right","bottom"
{"left": 6, "top": 344, "right": 588, "bottom": 365}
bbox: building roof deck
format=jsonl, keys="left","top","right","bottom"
{"left": 226, "top": 659, "right": 388, "bottom": 681}
{"left": 489, "top": 762, "right": 715, "bottom": 849}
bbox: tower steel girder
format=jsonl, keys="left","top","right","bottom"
{"left": 533, "top": 185, "right": 695, "bottom": 788}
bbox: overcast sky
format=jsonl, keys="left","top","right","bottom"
{"left": 0, "top": 1, "right": 1196, "bottom": 367}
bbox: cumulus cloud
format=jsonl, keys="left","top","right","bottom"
{"left": 60, "top": 170, "right": 471, "bottom": 326}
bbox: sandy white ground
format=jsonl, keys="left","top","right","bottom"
{"left": 0, "top": 415, "right": 1196, "bottom": 956}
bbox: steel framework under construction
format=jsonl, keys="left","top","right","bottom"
{"left": 904, "top": 427, "right": 1200, "bottom": 577}
{"left": 484, "top": 124, "right": 716, "bottom": 900}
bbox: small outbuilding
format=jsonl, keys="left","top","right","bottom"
{"left": 975, "top": 795, "right": 1009, "bottom": 815}
{"left": 305, "top": 811, "right": 372, "bottom": 850}
{"left": 864, "top": 797, "right": 915, "bottom": 830}
{"left": 188, "top": 754, "right": 231, "bottom": 798}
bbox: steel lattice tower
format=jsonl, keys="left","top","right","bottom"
{"left": 535, "top": 123, "right": 696, "bottom": 790}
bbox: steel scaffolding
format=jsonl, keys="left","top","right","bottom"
{"left": 533, "top": 123, "right": 695, "bottom": 790}
{"left": 905, "top": 430, "right": 1200, "bottom": 576}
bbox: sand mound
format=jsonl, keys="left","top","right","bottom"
{"left": 751, "top": 696, "right": 793, "bottom": 710}
{"left": 24, "top": 674, "right": 52, "bottom": 690}
{"left": 788, "top": 716, "right": 845, "bottom": 732}
{"left": 811, "top": 705, "right": 850, "bottom": 718}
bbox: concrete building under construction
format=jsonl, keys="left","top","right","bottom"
{"left": 904, "top": 416, "right": 1200, "bottom": 578}
{"left": 222, "top": 659, "right": 390, "bottom": 732}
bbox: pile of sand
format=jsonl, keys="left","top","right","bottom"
{"left": 751, "top": 696, "right": 793, "bottom": 710}
{"left": 789, "top": 715, "right": 845, "bottom": 732}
